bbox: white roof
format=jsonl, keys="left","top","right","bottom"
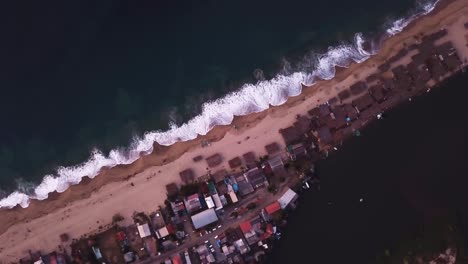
{"left": 278, "top": 188, "right": 298, "bottom": 209}
{"left": 205, "top": 196, "right": 215, "bottom": 209}
{"left": 228, "top": 191, "right": 238, "bottom": 203}
{"left": 137, "top": 223, "right": 152, "bottom": 238}
{"left": 157, "top": 226, "right": 169, "bottom": 239}
{"left": 191, "top": 208, "right": 218, "bottom": 229}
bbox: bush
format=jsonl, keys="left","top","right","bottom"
{"left": 112, "top": 213, "right": 124, "bottom": 224}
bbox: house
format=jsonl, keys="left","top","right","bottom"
{"left": 184, "top": 193, "right": 202, "bottom": 215}
{"left": 239, "top": 216, "right": 263, "bottom": 245}
{"left": 242, "top": 152, "right": 257, "bottom": 169}
{"left": 293, "top": 116, "right": 311, "bottom": 134}
{"left": 228, "top": 191, "right": 239, "bottom": 203}
{"left": 352, "top": 94, "right": 374, "bottom": 112}
{"left": 338, "top": 89, "right": 351, "bottom": 101}
{"left": 179, "top": 169, "right": 195, "bottom": 184}
{"left": 343, "top": 104, "right": 358, "bottom": 120}
{"left": 319, "top": 104, "right": 331, "bottom": 117}
{"left": 279, "top": 126, "right": 301, "bottom": 145}
{"left": 267, "top": 155, "right": 284, "bottom": 172}
{"left": 278, "top": 188, "right": 299, "bottom": 209}
{"left": 265, "top": 142, "right": 281, "bottom": 155}
{"left": 349, "top": 81, "right": 367, "bottom": 95}
{"left": 244, "top": 168, "right": 268, "bottom": 189}
{"left": 369, "top": 85, "right": 386, "bottom": 103}
{"left": 287, "top": 143, "right": 307, "bottom": 161}
{"left": 233, "top": 172, "right": 254, "bottom": 196}
{"left": 316, "top": 126, "right": 333, "bottom": 145}
{"left": 237, "top": 181, "right": 254, "bottom": 197}
{"left": 205, "top": 196, "right": 215, "bottom": 209}
{"left": 211, "top": 193, "right": 224, "bottom": 210}
{"left": 151, "top": 211, "right": 166, "bottom": 229}
{"left": 211, "top": 169, "right": 228, "bottom": 184}
{"left": 191, "top": 208, "right": 219, "bottom": 229}
{"left": 166, "top": 183, "right": 179, "bottom": 198}
{"left": 265, "top": 201, "right": 281, "bottom": 216}
{"left": 206, "top": 153, "right": 223, "bottom": 168}
{"left": 137, "top": 223, "right": 152, "bottom": 238}
{"left": 228, "top": 157, "right": 242, "bottom": 169}
{"left": 155, "top": 226, "right": 170, "bottom": 239}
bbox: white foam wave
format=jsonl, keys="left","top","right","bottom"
{"left": 0, "top": 0, "right": 440, "bottom": 209}
{"left": 386, "top": 0, "right": 440, "bottom": 35}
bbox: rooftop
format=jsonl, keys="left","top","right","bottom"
{"left": 206, "top": 153, "right": 223, "bottom": 168}
{"left": 191, "top": 208, "right": 218, "bottom": 230}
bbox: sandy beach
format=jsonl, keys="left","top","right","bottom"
{"left": 1, "top": 0, "right": 468, "bottom": 262}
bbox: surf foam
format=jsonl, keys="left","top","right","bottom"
{"left": 0, "top": 0, "right": 440, "bottom": 209}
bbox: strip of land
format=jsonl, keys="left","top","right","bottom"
{"left": 1, "top": 0, "right": 468, "bottom": 262}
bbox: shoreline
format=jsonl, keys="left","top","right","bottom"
{"left": 0, "top": 0, "right": 439, "bottom": 210}
{"left": 1, "top": 0, "right": 468, "bottom": 261}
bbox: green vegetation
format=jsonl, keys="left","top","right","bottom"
{"left": 112, "top": 213, "right": 124, "bottom": 224}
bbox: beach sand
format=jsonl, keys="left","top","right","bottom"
{"left": 1, "top": 0, "right": 468, "bottom": 262}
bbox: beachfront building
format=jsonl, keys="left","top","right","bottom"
{"left": 184, "top": 193, "right": 202, "bottom": 215}
{"left": 244, "top": 168, "right": 268, "bottom": 189}
{"left": 287, "top": 143, "right": 307, "bottom": 161}
{"left": 278, "top": 188, "right": 299, "bottom": 209}
{"left": 191, "top": 208, "right": 219, "bottom": 230}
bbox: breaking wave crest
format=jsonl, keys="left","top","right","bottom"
{"left": 0, "top": 0, "right": 440, "bottom": 209}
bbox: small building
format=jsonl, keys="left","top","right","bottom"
{"left": 244, "top": 168, "right": 268, "bottom": 189}
{"left": 184, "top": 193, "right": 202, "bottom": 215}
{"left": 137, "top": 223, "right": 152, "bottom": 238}
{"left": 191, "top": 208, "right": 219, "bottom": 230}
{"left": 279, "top": 126, "right": 301, "bottom": 145}
{"left": 265, "top": 201, "right": 281, "bottom": 216}
{"left": 293, "top": 116, "right": 311, "bottom": 134}
{"left": 212, "top": 169, "right": 228, "bottom": 184}
{"left": 205, "top": 196, "right": 215, "bottom": 209}
{"left": 349, "top": 81, "right": 367, "bottom": 95}
{"left": 343, "top": 104, "right": 358, "bottom": 120}
{"left": 265, "top": 142, "right": 281, "bottom": 155}
{"left": 278, "top": 188, "right": 299, "bottom": 209}
{"left": 352, "top": 94, "right": 374, "bottom": 112}
{"left": 316, "top": 126, "right": 333, "bottom": 145}
{"left": 287, "top": 143, "right": 307, "bottom": 161}
{"left": 267, "top": 156, "right": 284, "bottom": 172}
{"left": 338, "top": 89, "right": 351, "bottom": 101}
{"left": 166, "top": 183, "right": 179, "bottom": 198}
{"left": 156, "top": 226, "right": 170, "bottom": 239}
{"left": 242, "top": 152, "right": 257, "bottom": 169}
{"left": 211, "top": 193, "right": 224, "bottom": 210}
{"left": 237, "top": 181, "right": 254, "bottom": 197}
{"left": 228, "top": 191, "right": 239, "bottom": 203}
{"left": 206, "top": 153, "right": 223, "bottom": 168}
{"left": 179, "top": 169, "right": 195, "bottom": 184}
{"left": 369, "top": 85, "right": 386, "bottom": 103}
{"left": 228, "top": 157, "right": 242, "bottom": 169}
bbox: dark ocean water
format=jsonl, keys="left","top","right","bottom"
{"left": 269, "top": 73, "right": 468, "bottom": 263}
{"left": 0, "top": 0, "right": 433, "bottom": 204}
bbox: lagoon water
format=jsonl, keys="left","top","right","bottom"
{"left": 269, "top": 73, "right": 468, "bottom": 263}
{"left": 0, "top": 0, "right": 436, "bottom": 206}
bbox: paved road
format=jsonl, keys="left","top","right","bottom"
{"left": 137, "top": 187, "right": 285, "bottom": 263}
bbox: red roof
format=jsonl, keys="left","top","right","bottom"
{"left": 239, "top": 221, "right": 252, "bottom": 234}
{"left": 116, "top": 231, "right": 126, "bottom": 241}
{"left": 172, "top": 254, "right": 182, "bottom": 264}
{"left": 265, "top": 201, "right": 281, "bottom": 215}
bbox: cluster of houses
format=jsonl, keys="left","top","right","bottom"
{"left": 279, "top": 28, "right": 465, "bottom": 153}
{"left": 17, "top": 24, "right": 468, "bottom": 264}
